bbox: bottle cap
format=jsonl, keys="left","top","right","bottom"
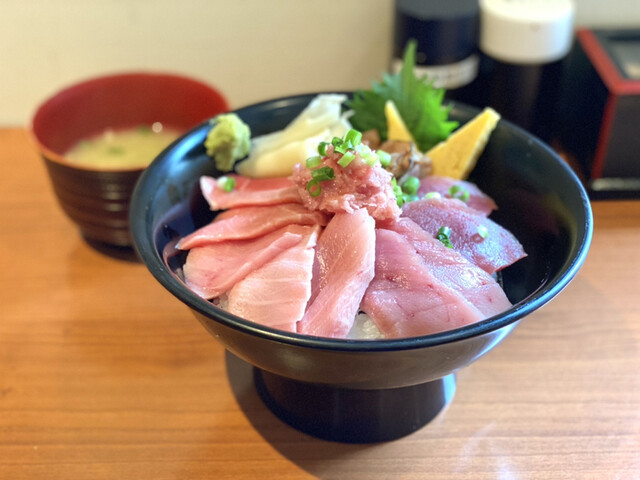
{"left": 479, "top": 0, "right": 575, "bottom": 64}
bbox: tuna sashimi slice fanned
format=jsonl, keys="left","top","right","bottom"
{"left": 177, "top": 203, "right": 329, "bottom": 250}
{"left": 227, "top": 225, "right": 320, "bottom": 332}
{"left": 200, "top": 174, "right": 302, "bottom": 211}
{"left": 297, "top": 209, "right": 376, "bottom": 338}
{"left": 417, "top": 175, "right": 497, "bottom": 216}
{"left": 182, "top": 224, "right": 315, "bottom": 299}
{"left": 401, "top": 196, "right": 526, "bottom": 274}
{"left": 387, "top": 218, "right": 512, "bottom": 318}
{"left": 360, "top": 228, "right": 487, "bottom": 338}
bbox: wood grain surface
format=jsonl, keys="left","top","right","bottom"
{"left": 1, "top": 128, "right": 638, "bottom": 479}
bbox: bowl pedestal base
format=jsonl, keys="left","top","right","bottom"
{"left": 254, "top": 368, "right": 456, "bottom": 443}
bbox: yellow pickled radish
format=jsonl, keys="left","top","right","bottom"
{"left": 384, "top": 100, "right": 414, "bottom": 143}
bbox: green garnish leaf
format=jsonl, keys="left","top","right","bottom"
{"left": 436, "top": 226, "right": 453, "bottom": 248}
{"left": 346, "top": 39, "right": 458, "bottom": 152}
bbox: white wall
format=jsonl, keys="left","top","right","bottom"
{"left": 1, "top": 0, "right": 638, "bottom": 126}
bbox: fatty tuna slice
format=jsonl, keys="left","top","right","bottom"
{"left": 401, "top": 196, "right": 526, "bottom": 274}
{"left": 360, "top": 228, "right": 486, "bottom": 338}
{"left": 297, "top": 209, "right": 376, "bottom": 338}
{"left": 417, "top": 175, "right": 497, "bottom": 216}
{"left": 177, "top": 203, "right": 329, "bottom": 250}
{"left": 200, "top": 174, "right": 302, "bottom": 211}
{"left": 183, "top": 224, "right": 313, "bottom": 299}
{"left": 227, "top": 225, "right": 319, "bottom": 332}
{"left": 387, "top": 218, "right": 512, "bottom": 317}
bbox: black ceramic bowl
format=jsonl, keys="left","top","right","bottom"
{"left": 130, "top": 93, "right": 592, "bottom": 443}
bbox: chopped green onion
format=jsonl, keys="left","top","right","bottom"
{"left": 307, "top": 180, "right": 322, "bottom": 197}
{"left": 391, "top": 178, "right": 405, "bottom": 207}
{"left": 344, "top": 128, "right": 362, "bottom": 147}
{"left": 306, "top": 155, "right": 322, "bottom": 168}
{"left": 436, "top": 226, "right": 453, "bottom": 248}
{"left": 310, "top": 166, "right": 335, "bottom": 182}
{"left": 217, "top": 176, "right": 236, "bottom": 192}
{"left": 425, "top": 191, "right": 441, "bottom": 199}
{"left": 334, "top": 143, "right": 348, "bottom": 155}
{"left": 449, "top": 184, "right": 470, "bottom": 203}
{"left": 477, "top": 225, "right": 489, "bottom": 239}
{"left": 338, "top": 151, "right": 355, "bottom": 167}
{"left": 317, "top": 142, "right": 329, "bottom": 156}
{"left": 362, "top": 151, "right": 378, "bottom": 166}
{"left": 401, "top": 176, "right": 420, "bottom": 195}
{"left": 331, "top": 137, "right": 343, "bottom": 147}
{"left": 377, "top": 150, "right": 391, "bottom": 167}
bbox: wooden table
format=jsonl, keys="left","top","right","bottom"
{"left": 1, "top": 128, "right": 638, "bottom": 479}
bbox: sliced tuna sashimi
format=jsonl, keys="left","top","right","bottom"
{"left": 182, "top": 224, "right": 316, "bottom": 299}
{"left": 387, "top": 218, "right": 512, "bottom": 317}
{"left": 401, "top": 196, "right": 526, "bottom": 274}
{"left": 297, "top": 209, "right": 376, "bottom": 338}
{"left": 177, "top": 203, "right": 329, "bottom": 250}
{"left": 417, "top": 175, "right": 497, "bottom": 216}
{"left": 200, "top": 174, "right": 302, "bottom": 211}
{"left": 361, "top": 228, "right": 487, "bottom": 338}
{"left": 227, "top": 226, "right": 319, "bottom": 332}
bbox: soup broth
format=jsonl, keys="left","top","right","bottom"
{"left": 65, "top": 123, "right": 180, "bottom": 169}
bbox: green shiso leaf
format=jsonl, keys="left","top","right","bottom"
{"left": 346, "top": 39, "right": 459, "bottom": 152}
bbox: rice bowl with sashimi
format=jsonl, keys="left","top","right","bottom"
{"left": 170, "top": 92, "right": 527, "bottom": 340}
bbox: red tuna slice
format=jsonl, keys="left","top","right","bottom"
{"left": 387, "top": 218, "right": 512, "bottom": 317}
{"left": 297, "top": 209, "right": 376, "bottom": 338}
{"left": 417, "top": 175, "right": 497, "bottom": 216}
{"left": 227, "top": 225, "right": 319, "bottom": 332}
{"left": 183, "top": 224, "right": 314, "bottom": 299}
{"left": 200, "top": 174, "right": 302, "bottom": 211}
{"left": 360, "top": 228, "right": 487, "bottom": 338}
{"left": 291, "top": 149, "right": 401, "bottom": 222}
{"left": 401, "top": 197, "right": 527, "bottom": 274}
{"left": 177, "top": 203, "right": 329, "bottom": 250}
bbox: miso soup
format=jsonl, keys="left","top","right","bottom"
{"left": 65, "top": 123, "right": 180, "bottom": 169}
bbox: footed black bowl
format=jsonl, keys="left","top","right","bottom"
{"left": 130, "top": 93, "right": 592, "bottom": 443}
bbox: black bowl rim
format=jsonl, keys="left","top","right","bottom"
{"left": 131, "top": 92, "right": 593, "bottom": 353}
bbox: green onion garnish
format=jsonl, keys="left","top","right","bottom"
{"left": 217, "top": 176, "right": 236, "bottom": 192}
{"left": 401, "top": 176, "right": 420, "bottom": 196}
{"left": 425, "top": 191, "right": 441, "bottom": 199}
{"left": 318, "top": 142, "right": 329, "bottom": 156}
{"left": 306, "top": 155, "right": 322, "bottom": 168}
{"left": 362, "top": 151, "right": 378, "bottom": 166}
{"left": 436, "top": 226, "right": 453, "bottom": 248}
{"left": 391, "top": 178, "right": 405, "bottom": 207}
{"left": 307, "top": 180, "right": 322, "bottom": 197}
{"left": 344, "top": 128, "right": 362, "bottom": 147}
{"left": 338, "top": 151, "right": 355, "bottom": 167}
{"left": 477, "top": 225, "right": 489, "bottom": 239}
{"left": 377, "top": 150, "right": 391, "bottom": 167}
{"left": 449, "top": 185, "right": 470, "bottom": 203}
{"left": 311, "top": 166, "right": 335, "bottom": 182}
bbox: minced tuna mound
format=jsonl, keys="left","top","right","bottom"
{"left": 291, "top": 146, "right": 401, "bottom": 223}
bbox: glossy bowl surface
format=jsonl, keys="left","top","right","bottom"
{"left": 131, "top": 93, "right": 592, "bottom": 391}
{"left": 32, "top": 72, "right": 229, "bottom": 246}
